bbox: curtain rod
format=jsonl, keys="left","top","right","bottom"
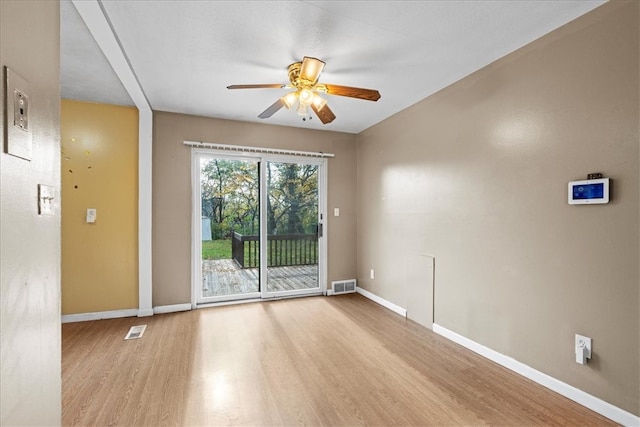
{"left": 183, "top": 141, "right": 335, "bottom": 158}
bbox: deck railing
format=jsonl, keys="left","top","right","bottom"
{"left": 232, "top": 232, "right": 317, "bottom": 268}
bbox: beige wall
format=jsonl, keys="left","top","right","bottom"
{"left": 0, "top": 0, "right": 62, "bottom": 424}
{"left": 356, "top": 1, "right": 639, "bottom": 416}
{"left": 61, "top": 100, "right": 139, "bottom": 314}
{"left": 153, "top": 112, "right": 357, "bottom": 306}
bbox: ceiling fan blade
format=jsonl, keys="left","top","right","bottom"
{"left": 258, "top": 99, "right": 285, "bottom": 119}
{"left": 227, "top": 84, "right": 285, "bottom": 90}
{"left": 310, "top": 103, "right": 336, "bottom": 125}
{"left": 299, "top": 57, "right": 325, "bottom": 85}
{"left": 322, "top": 84, "right": 381, "bottom": 101}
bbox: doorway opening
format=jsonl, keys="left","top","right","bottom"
{"left": 192, "top": 150, "right": 327, "bottom": 305}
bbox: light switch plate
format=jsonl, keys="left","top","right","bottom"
{"left": 38, "top": 184, "right": 55, "bottom": 216}
{"left": 86, "top": 208, "right": 97, "bottom": 223}
{"left": 4, "top": 67, "right": 32, "bottom": 160}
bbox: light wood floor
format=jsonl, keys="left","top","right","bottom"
{"left": 62, "top": 294, "right": 616, "bottom": 426}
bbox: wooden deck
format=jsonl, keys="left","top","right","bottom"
{"left": 202, "top": 258, "right": 318, "bottom": 297}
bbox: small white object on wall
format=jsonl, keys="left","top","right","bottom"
{"left": 86, "top": 208, "right": 97, "bottom": 223}
{"left": 575, "top": 334, "right": 592, "bottom": 365}
{"left": 4, "top": 67, "right": 32, "bottom": 160}
{"left": 38, "top": 184, "right": 55, "bottom": 215}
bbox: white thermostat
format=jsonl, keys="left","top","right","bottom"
{"left": 568, "top": 178, "right": 609, "bottom": 205}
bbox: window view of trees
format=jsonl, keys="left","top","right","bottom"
{"left": 200, "top": 158, "right": 319, "bottom": 261}
{"left": 201, "top": 159, "right": 259, "bottom": 239}
{"left": 266, "top": 162, "right": 319, "bottom": 235}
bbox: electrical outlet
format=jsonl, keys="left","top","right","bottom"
{"left": 575, "top": 334, "right": 592, "bottom": 363}
{"left": 370, "top": 269, "right": 375, "bottom": 280}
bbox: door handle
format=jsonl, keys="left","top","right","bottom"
{"left": 318, "top": 223, "right": 323, "bottom": 237}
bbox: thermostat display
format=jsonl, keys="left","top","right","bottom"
{"left": 568, "top": 178, "right": 609, "bottom": 204}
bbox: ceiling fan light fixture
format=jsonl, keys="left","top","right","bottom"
{"left": 228, "top": 56, "right": 381, "bottom": 125}
{"left": 296, "top": 102, "right": 308, "bottom": 116}
{"left": 298, "top": 88, "right": 314, "bottom": 106}
{"left": 282, "top": 92, "right": 298, "bottom": 109}
{"left": 312, "top": 94, "right": 327, "bottom": 111}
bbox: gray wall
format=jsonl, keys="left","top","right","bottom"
{"left": 152, "top": 112, "right": 357, "bottom": 306}
{"left": 356, "top": 1, "right": 639, "bottom": 415}
{"left": 0, "top": 0, "right": 62, "bottom": 424}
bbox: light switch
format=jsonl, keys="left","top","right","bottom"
{"left": 86, "top": 208, "right": 97, "bottom": 223}
{"left": 334, "top": 208, "right": 340, "bottom": 217}
{"left": 38, "top": 184, "right": 54, "bottom": 216}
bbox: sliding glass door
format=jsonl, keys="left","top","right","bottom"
{"left": 265, "top": 161, "right": 319, "bottom": 296}
{"left": 198, "top": 157, "right": 260, "bottom": 301}
{"left": 193, "top": 151, "right": 325, "bottom": 305}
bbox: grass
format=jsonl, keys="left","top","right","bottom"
{"left": 202, "top": 239, "right": 231, "bottom": 260}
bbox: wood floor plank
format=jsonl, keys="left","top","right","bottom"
{"left": 62, "top": 294, "right": 617, "bottom": 426}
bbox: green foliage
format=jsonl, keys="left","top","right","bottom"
{"left": 201, "top": 159, "right": 259, "bottom": 238}
{"left": 200, "top": 158, "right": 319, "bottom": 238}
{"left": 267, "top": 162, "right": 318, "bottom": 234}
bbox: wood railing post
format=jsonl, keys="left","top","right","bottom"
{"left": 232, "top": 232, "right": 245, "bottom": 268}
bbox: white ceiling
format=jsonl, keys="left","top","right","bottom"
{"left": 60, "top": 0, "right": 606, "bottom": 134}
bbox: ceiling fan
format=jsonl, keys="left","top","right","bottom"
{"left": 227, "top": 56, "right": 381, "bottom": 125}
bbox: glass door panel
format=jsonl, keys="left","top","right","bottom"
{"left": 198, "top": 157, "right": 260, "bottom": 302}
{"left": 265, "top": 161, "right": 319, "bottom": 294}
{"left": 194, "top": 151, "right": 325, "bottom": 305}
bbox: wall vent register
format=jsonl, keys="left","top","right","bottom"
{"left": 330, "top": 279, "right": 357, "bottom": 295}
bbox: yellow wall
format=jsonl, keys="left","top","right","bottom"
{"left": 61, "top": 100, "right": 138, "bottom": 314}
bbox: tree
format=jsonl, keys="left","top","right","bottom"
{"left": 201, "top": 158, "right": 318, "bottom": 238}
{"left": 201, "top": 159, "right": 259, "bottom": 237}
{"left": 267, "top": 162, "right": 318, "bottom": 234}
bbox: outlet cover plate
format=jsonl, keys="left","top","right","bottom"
{"left": 4, "top": 67, "right": 32, "bottom": 161}
{"left": 575, "top": 334, "right": 592, "bottom": 359}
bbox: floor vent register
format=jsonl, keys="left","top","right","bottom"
{"left": 124, "top": 325, "right": 147, "bottom": 340}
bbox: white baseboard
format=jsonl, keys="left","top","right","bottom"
{"left": 61, "top": 304, "right": 194, "bottom": 323}
{"left": 153, "top": 303, "right": 192, "bottom": 314}
{"left": 356, "top": 287, "right": 407, "bottom": 317}
{"left": 61, "top": 308, "right": 138, "bottom": 323}
{"left": 433, "top": 324, "right": 640, "bottom": 426}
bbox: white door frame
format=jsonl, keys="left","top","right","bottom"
{"left": 191, "top": 148, "right": 327, "bottom": 307}
{"left": 260, "top": 155, "right": 327, "bottom": 300}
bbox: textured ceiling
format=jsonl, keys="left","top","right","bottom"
{"left": 61, "top": 0, "right": 606, "bottom": 134}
